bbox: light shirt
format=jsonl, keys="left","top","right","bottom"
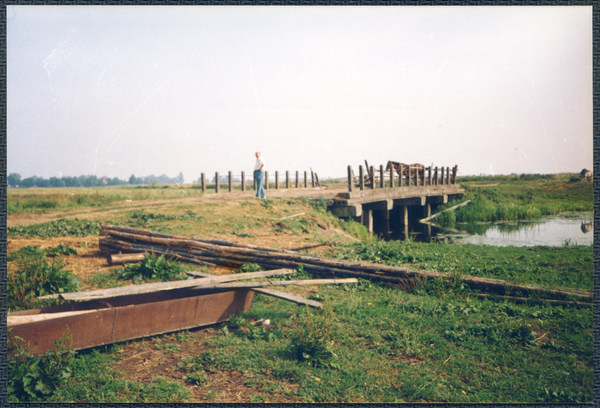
{"left": 254, "top": 156, "right": 265, "bottom": 171}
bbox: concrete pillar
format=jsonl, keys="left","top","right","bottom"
{"left": 400, "top": 205, "right": 409, "bottom": 240}
{"left": 363, "top": 209, "right": 373, "bottom": 237}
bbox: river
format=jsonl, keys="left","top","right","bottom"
{"left": 432, "top": 211, "right": 594, "bottom": 247}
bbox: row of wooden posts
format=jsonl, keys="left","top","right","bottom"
{"left": 348, "top": 164, "right": 458, "bottom": 192}
{"left": 197, "top": 170, "right": 320, "bottom": 193}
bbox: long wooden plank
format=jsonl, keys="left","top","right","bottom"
{"left": 186, "top": 271, "right": 324, "bottom": 309}
{"left": 38, "top": 269, "right": 294, "bottom": 301}
{"left": 194, "top": 278, "right": 358, "bottom": 289}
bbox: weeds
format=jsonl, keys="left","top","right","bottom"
{"left": 118, "top": 254, "right": 188, "bottom": 284}
{"left": 9, "top": 218, "right": 101, "bottom": 238}
{"left": 8, "top": 252, "right": 80, "bottom": 311}
{"left": 8, "top": 330, "right": 76, "bottom": 402}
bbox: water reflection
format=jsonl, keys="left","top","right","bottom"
{"left": 433, "top": 211, "right": 593, "bottom": 247}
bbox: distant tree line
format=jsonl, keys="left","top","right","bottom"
{"left": 8, "top": 172, "right": 185, "bottom": 188}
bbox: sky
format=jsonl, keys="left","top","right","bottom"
{"left": 8, "top": 5, "right": 593, "bottom": 183}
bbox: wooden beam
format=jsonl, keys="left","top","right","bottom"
{"left": 39, "top": 269, "right": 295, "bottom": 301}
{"left": 186, "top": 271, "right": 324, "bottom": 309}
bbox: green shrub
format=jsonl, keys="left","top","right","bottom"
{"left": 235, "top": 263, "right": 263, "bottom": 274}
{"left": 8, "top": 253, "right": 81, "bottom": 311}
{"left": 8, "top": 330, "right": 75, "bottom": 402}
{"left": 287, "top": 304, "right": 337, "bottom": 368}
{"left": 118, "top": 254, "right": 188, "bottom": 284}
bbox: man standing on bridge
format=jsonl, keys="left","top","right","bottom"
{"left": 254, "top": 151, "right": 266, "bottom": 198}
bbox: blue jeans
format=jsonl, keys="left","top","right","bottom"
{"left": 254, "top": 170, "right": 266, "bottom": 198}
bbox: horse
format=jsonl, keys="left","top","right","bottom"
{"left": 580, "top": 169, "right": 593, "bottom": 182}
{"left": 385, "top": 161, "right": 425, "bottom": 184}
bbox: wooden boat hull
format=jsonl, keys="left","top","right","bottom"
{"left": 8, "top": 288, "right": 254, "bottom": 355}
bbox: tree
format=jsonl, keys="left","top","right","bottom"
{"left": 7, "top": 173, "right": 21, "bottom": 187}
{"left": 176, "top": 172, "right": 184, "bottom": 184}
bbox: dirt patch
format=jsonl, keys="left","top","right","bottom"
{"left": 111, "top": 326, "right": 300, "bottom": 403}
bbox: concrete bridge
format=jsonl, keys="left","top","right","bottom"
{"left": 327, "top": 164, "right": 465, "bottom": 239}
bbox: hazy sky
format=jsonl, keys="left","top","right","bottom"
{"left": 8, "top": 5, "right": 593, "bottom": 182}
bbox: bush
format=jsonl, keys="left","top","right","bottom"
{"left": 287, "top": 304, "right": 337, "bottom": 368}
{"left": 8, "top": 330, "right": 75, "bottom": 402}
{"left": 118, "top": 254, "right": 188, "bottom": 284}
{"left": 8, "top": 252, "right": 81, "bottom": 311}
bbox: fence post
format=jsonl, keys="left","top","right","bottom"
{"left": 228, "top": 171, "right": 233, "bottom": 192}
{"left": 241, "top": 171, "right": 246, "bottom": 191}
{"left": 264, "top": 171, "right": 269, "bottom": 190}
{"left": 304, "top": 171, "right": 307, "bottom": 188}
{"left": 348, "top": 165, "right": 353, "bottom": 192}
{"left": 286, "top": 171, "right": 290, "bottom": 188}
{"left": 398, "top": 165, "right": 403, "bottom": 187}
{"left": 215, "top": 172, "right": 220, "bottom": 193}
{"left": 295, "top": 171, "right": 299, "bottom": 188}
{"left": 408, "top": 166, "right": 412, "bottom": 187}
{"left": 370, "top": 166, "right": 375, "bottom": 189}
{"left": 359, "top": 165, "right": 364, "bottom": 190}
{"left": 428, "top": 166, "right": 432, "bottom": 186}
{"left": 275, "top": 171, "right": 279, "bottom": 189}
{"left": 452, "top": 166, "right": 458, "bottom": 184}
{"left": 379, "top": 165, "right": 384, "bottom": 188}
{"left": 201, "top": 173, "right": 206, "bottom": 192}
{"left": 388, "top": 165, "right": 394, "bottom": 188}
{"left": 311, "top": 171, "right": 315, "bottom": 187}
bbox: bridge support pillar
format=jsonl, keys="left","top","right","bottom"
{"left": 362, "top": 209, "right": 373, "bottom": 237}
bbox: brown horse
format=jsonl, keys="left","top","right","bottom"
{"left": 385, "top": 161, "right": 425, "bottom": 184}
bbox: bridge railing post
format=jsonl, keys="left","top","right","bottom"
{"left": 359, "top": 165, "right": 364, "bottom": 190}
{"left": 370, "top": 166, "right": 375, "bottom": 189}
{"left": 399, "top": 164, "right": 404, "bottom": 187}
{"left": 379, "top": 165, "right": 384, "bottom": 188}
{"left": 348, "top": 166, "right": 353, "bottom": 192}
{"left": 389, "top": 166, "right": 394, "bottom": 188}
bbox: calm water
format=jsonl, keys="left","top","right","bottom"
{"left": 435, "top": 211, "right": 594, "bottom": 247}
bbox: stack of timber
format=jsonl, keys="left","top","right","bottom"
{"left": 99, "top": 225, "right": 592, "bottom": 307}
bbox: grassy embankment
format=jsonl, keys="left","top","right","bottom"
{"left": 6, "top": 174, "right": 593, "bottom": 403}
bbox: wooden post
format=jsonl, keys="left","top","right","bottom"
{"left": 215, "top": 172, "right": 220, "bottom": 193}
{"left": 201, "top": 173, "right": 206, "bottom": 192}
{"left": 370, "top": 166, "right": 375, "bottom": 189}
{"left": 428, "top": 166, "right": 432, "bottom": 186}
{"left": 348, "top": 166, "right": 353, "bottom": 192}
{"left": 296, "top": 171, "right": 299, "bottom": 188}
{"left": 408, "top": 166, "right": 412, "bottom": 187}
{"left": 311, "top": 170, "right": 315, "bottom": 187}
{"left": 452, "top": 166, "right": 458, "bottom": 184}
{"left": 359, "top": 165, "right": 365, "bottom": 190}
{"left": 304, "top": 171, "right": 308, "bottom": 188}
{"left": 389, "top": 165, "right": 394, "bottom": 188}
{"left": 275, "top": 171, "right": 279, "bottom": 189}
{"left": 241, "top": 171, "right": 246, "bottom": 191}
{"left": 286, "top": 171, "right": 290, "bottom": 189}
{"left": 228, "top": 171, "right": 233, "bottom": 192}
{"left": 398, "top": 164, "right": 403, "bottom": 187}
{"left": 434, "top": 167, "right": 438, "bottom": 185}
{"left": 265, "top": 171, "right": 269, "bottom": 190}
{"left": 446, "top": 167, "right": 450, "bottom": 185}
{"left": 379, "top": 165, "right": 384, "bottom": 188}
